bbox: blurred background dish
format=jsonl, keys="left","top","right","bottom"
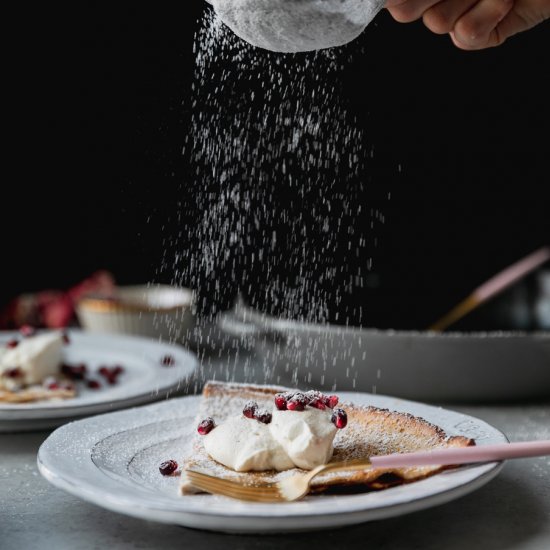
{"left": 216, "top": 249, "right": 550, "bottom": 403}
{"left": 76, "top": 285, "right": 196, "bottom": 344}
{"left": 0, "top": 329, "right": 198, "bottom": 432}
{"left": 218, "top": 298, "right": 550, "bottom": 403}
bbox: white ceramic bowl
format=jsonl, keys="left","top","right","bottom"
{"left": 75, "top": 285, "right": 195, "bottom": 344}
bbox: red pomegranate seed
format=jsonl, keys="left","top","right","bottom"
{"left": 60, "top": 382, "right": 75, "bottom": 391}
{"left": 305, "top": 391, "right": 327, "bottom": 410}
{"left": 6, "top": 339, "right": 19, "bottom": 349}
{"left": 255, "top": 409, "right": 272, "bottom": 424}
{"left": 87, "top": 379, "right": 101, "bottom": 389}
{"left": 287, "top": 400, "right": 304, "bottom": 411}
{"left": 309, "top": 398, "right": 326, "bottom": 410}
{"left": 159, "top": 459, "right": 179, "bottom": 476}
{"left": 61, "top": 364, "right": 72, "bottom": 374}
{"left": 61, "top": 364, "right": 87, "bottom": 380}
{"left": 286, "top": 392, "right": 307, "bottom": 411}
{"left": 197, "top": 417, "right": 215, "bottom": 435}
{"left": 326, "top": 395, "right": 339, "bottom": 408}
{"left": 3, "top": 367, "right": 23, "bottom": 378}
{"left": 19, "top": 325, "right": 36, "bottom": 337}
{"left": 161, "top": 355, "right": 175, "bottom": 367}
{"left": 274, "top": 393, "right": 287, "bottom": 410}
{"left": 113, "top": 365, "right": 124, "bottom": 375}
{"left": 43, "top": 376, "right": 58, "bottom": 389}
{"left": 243, "top": 401, "right": 258, "bottom": 419}
{"left": 305, "top": 390, "right": 322, "bottom": 403}
{"left": 62, "top": 332, "right": 70, "bottom": 345}
{"left": 98, "top": 366, "right": 122, "bottom": 384}
{"left": 331, "top": 408, "right": 348, "bottom": 429}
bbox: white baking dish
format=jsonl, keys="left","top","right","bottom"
{"left": 218, "top": 299, "right": 550, "bottom": 403}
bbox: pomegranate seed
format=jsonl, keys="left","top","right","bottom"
{"left": 161, "top": 355, "right": 175, "bottom": 367}
{"left": 197, "top": 417, "right": 215, "bottom": 435}
{"left": 19, "top": 325, "right": 36, "bottom": 337}
{"left": 305, "top": 391, "right": 327, "bottom": 409}
{"left": 3, "top": 367, "right": 23, "bottom": 378}
{"left": 305, "top": 390, "right": 322, "bottom": 403}
{"left": 6, "top": 339, "right": 19, "bottom": 349}
{"left": 309, "top": 398, "right": 326, "bottom": 410}
{"left": 113, "top": 365, "right": 124, "bottom": 375}
{"left": 43, "top": 376, "right": 59, "bottom": 389}
{"left": 159, "top": 459, "right": 179, "bottom": 476}
{"left": 274, "top": 393, "right": 287, "bottom": 410}
{"left": 87, "top": 379, "right": 101, "bottom": 389}
{"left": 60, "top": 382, "right": 75, "bottom": 391}
{"left": 98, "top": 366, "right": 122, "bottom": 384}
{"left": 287, "top": 392, "right": 307, "bottom": 411}
{"left": 326, "top": 395, "right": 339, "bottom": 408}
{"left": 287, "top": 400, "right": 304, "bottom": 411}
{"left": 61, "top": 364, "right": 87, "bottom": 380}
{"left": 62, "top": 332, "right": 70, "bottom": 344}
{"left": 255, "top": 409, "right": 272, "bottom": 424}
{"left": 243, "top": 401, "right": 258, "bottom": 419}
{"left": 331, "top": 408, "right": 348, "bottom": 429}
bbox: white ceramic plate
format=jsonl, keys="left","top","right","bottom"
{"left": 38, "top": 392, "right": 507, "bottom": 533}
{"left": 0, "top": 330, "right": 197, "bottom": 431}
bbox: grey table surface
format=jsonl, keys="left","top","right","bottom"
{"left": 1, "top": 349, "right": 549, "bottom": 550}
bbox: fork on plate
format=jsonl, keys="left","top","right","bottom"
{"left": 183, "top": 440, "right": 550, "bottom": 502}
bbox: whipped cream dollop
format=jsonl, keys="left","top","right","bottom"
{"left": 0, "top": 332, "right": 64, "bottom": 389}
{"left": 203, "top": 406, "right": 337, "bottom": 472}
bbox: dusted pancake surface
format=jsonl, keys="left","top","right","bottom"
{"left": 180, "top": 381, "right": 474, "bottom": 495}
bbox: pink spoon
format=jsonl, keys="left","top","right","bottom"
{"left": 371, "top": 440, "right": 550, "bottom": 469}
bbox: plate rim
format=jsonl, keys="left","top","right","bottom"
{"left": 37, "top": 391, "right": 508, "bottom": 532}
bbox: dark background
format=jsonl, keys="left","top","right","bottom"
{"left": 3, "top": 3, "right": 549, "bottom": 331}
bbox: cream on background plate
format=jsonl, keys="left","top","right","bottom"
{"left": 0, "top": 330, "right": 197, "bottom": 431}
{"left": 38, "top": 391, "right": 507, "bottom": 533}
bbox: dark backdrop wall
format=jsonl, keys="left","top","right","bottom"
{"left": 3, "top": 4, "right": 549, "bottom": 331}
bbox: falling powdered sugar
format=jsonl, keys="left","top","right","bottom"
{"left": 163, "top": 8, "right": 385, "bottom": 323}
{"left": 154, "top": 7, "right": 390, "bottom": 390}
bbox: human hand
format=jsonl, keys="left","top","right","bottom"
{"left": 385, "top": 0, "right": 550, "bottom": 50}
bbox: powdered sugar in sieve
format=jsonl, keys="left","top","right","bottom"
{"left": 206, "top": 0, "right": 385, "bottom": 53}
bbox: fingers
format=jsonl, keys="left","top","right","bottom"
{"left": 422, "top": 0, "right": 480, "bottom": 34}
{"left": 451, "top": 1, "right": 550, "bottom": 50}
{"left": 386, "top": 0, "right": 516, "bottom": 50}
{"left": 386, "top": 0, "right": 442, "bottom": 22}
{"left": 450, "top": 0, "right": 514, "bottom": 49}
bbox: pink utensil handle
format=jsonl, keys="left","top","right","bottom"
{"left": 370, "top": 440, "right": 550, "bottom": 469}
{"left": 474, "top": 246, "right": 550, "bottom": 301}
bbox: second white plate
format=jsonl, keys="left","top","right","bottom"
{"left": 0, "top": 330, "right": 198, "bottom": 431}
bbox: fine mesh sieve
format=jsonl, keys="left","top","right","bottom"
{"left": 205, "top": 0, "right": 385, "bottom": 53}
